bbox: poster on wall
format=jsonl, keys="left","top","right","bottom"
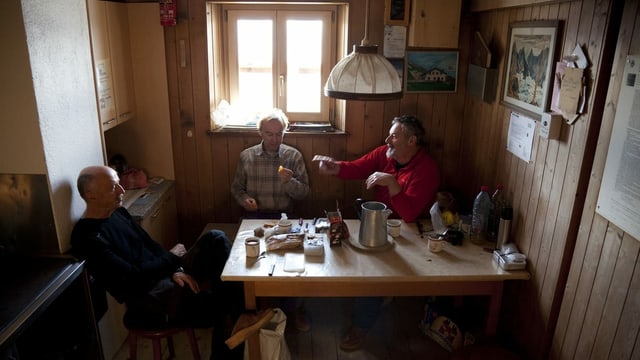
{"left": 596, "top": 55, "right": 640, "bottom": 241}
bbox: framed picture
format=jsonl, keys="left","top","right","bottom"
{"left": 405, "top": 49, "right": 459, "bottom": 93}
{"left": 384, "top": 0, "right": 410, "bottom": 26}
{"left": 502, "top": 20, "right": 561, "bottom": 119}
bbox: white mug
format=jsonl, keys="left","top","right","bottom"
{"left": 245, "top": 237, "right": 260, "bottom": 257}
{"left": 387, "top": 219, "right": 401, "bottom": 237}
{"left": 428, "top": 235, "right": 446, "bottom": 253}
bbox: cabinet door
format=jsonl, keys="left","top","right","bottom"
{"left": 87, "top": 0, "right": 117, "bottom": 131}
{"left": 141, "top": 186, "right": 178, "bottom": 249}
{"left": 106, "top": 2, "right": 136, "bottom": 125}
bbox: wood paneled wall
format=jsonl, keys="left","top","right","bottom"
{"left": 551, "top": 1, "right": 640, "bottom": 359}
{"left": 164, "top": 0, "right": 638, "bottom": 358}
{"left": 468, "top": 1, "right": 637, "bottom": 358}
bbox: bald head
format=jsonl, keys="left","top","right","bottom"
{"left": 77, "top": 165, "right": 124, "bottom": 218}
{"left": 77, "top": 166, "right": 114, "bottom": 200}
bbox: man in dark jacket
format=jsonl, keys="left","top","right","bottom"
{"left": 71, "top": 165, "right": 243, "bottom": 359}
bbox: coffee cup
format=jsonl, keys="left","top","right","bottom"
{"left": 245, "top": 236, "right": 260, "bottom": 257}
{"left": 428, "top": 235, "right": 445, "bottom": 253}
{"left": 387, "top": 219, "right": 401, "bottom": 237}
{"left": 277, "top": 220, "right": 292, "bottom": 234}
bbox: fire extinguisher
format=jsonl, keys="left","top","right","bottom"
{"left": 160, "top": 0, "right": 177, "bottom": 27}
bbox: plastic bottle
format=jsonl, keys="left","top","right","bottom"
{"left": 470, "top": 185, "right": 492, "bottom": 244}
{"left": 488, "top": 184, "right": 507, "bottom": 241}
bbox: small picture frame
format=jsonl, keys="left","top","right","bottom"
{"left": 405, "top": 49, "right": 459, "bottom": 93}
{"left": 384, "top": 0, "right": 410, "bottom": 26}
{"left": 502, "top": 20, "right": 561, "bottom": 119}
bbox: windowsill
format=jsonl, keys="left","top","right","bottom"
{"left": 207, "top": 126, "right": 347, "bottom": 136}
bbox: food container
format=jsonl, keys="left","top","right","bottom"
{"left": 492, "top": 250, "right": 527, "bottom": 270}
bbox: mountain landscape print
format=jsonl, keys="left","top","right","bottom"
{"left": 502, "top": 21, "right": 559, "bottom": 118}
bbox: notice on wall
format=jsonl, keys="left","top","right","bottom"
{"left": 383, "top": 25, "right": 406, "bottom": 58}
{"left": 596, "top": 55, "right": 640, "bottom": 241}
{"left": 95, "top": 59, "right": 115, "bottom": 114}
{"left": 507, "top": 112, "right": 535, "bottom": 162}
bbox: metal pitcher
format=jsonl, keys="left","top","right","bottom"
{"left": 358, "top": 201, "right": 393, "bottom": 247}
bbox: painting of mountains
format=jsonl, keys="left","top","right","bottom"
{"left": 502, "top": 21, "right": 559, "bottom": 118}
{"left": 405, "top": 50, "right": 458, "bottom": 93}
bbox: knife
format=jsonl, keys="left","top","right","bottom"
{"left": 268, "top": 259, "right": 276, "bottom": 276}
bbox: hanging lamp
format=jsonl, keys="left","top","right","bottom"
{"left": 324, "top": 0, "right": 402, "bottom": 100}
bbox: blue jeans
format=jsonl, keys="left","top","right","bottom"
{"left": 353, "top": 297, "right": 384, "bottom": 329}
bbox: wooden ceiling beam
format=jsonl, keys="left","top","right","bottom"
{"left": 469, "top": 0, "right": 572, "bottom": 12}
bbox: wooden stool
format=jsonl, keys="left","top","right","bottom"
{"left": 127, "top": 327, "right": 201, "bottom": 360}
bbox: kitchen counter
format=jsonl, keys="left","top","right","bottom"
{"left": 122, "top": 178, "right": 174, "bottom": 221}
{"left": 0, "top": 256, "right": 84, "bottom": 347}
{"left": 0, "top": 255, "right": 101, "bottom": 358}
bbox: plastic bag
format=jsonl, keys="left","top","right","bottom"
{"left": 119, "top": 168, "right": 148, "bottom": 190}
{"left": 244, "top": 308, "right": 291, "bottom": 360}
{"left": 429, "top": 202, "right": 448, "bottom": 235}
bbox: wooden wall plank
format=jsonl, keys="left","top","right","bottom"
{"left": 174, "top": 0, "right": 202, "bottom": 240}
{"left": 591, "top": 232, "right": 639, "bottom": 358}
{"left": 608, "top": 235, "right": 640, "bottom": 359}
{"left": 557, "top": 214, "right": 608, "bottom": 359}
{"left": 574, "top": 225, "right": 623, "bottom": 357}
{"left": 190, "top": 0, "right": 216, "bottom": 233}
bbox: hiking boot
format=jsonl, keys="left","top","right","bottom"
{"left": 339, "top": 326, "right": 368, "bottom": 351}
{"left": 293, "top": 307, "right": 311, "bottom": 332}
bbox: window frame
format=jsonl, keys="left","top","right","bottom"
{"left": 207, "top": 2, "right": 346, "bottom": 128}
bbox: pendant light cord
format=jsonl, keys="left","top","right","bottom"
{"left": 361, "top": 0, "right": 370, "bottom": 46}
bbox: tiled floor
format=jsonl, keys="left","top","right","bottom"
{"left": 112, "top": 297, "right": 455, "bottom": 360}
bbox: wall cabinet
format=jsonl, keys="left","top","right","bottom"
{"left": 408, "top": 0, "right": 461, "bottom": 48}
{"left": 87, "top": 0, "right": 136, "bottom": 131}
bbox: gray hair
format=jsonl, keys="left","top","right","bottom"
{"left": 77, "top": 172, "right": 95, "bottom": 200}
{"left": 257, "top": 108, "right": 289, "bottom": 131}
{"left": 392, "top": 115, "right": 426, "bottom": 146}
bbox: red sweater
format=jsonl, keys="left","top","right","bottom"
{"left": 338, "top": 145, "right": 440, "bottom": 222}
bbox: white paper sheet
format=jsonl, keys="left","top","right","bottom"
{"left": 383, "top": 25, "right": 406, "bottom": 58}
{"left": 596, "top": 55, "right": 640, "bottom": 241}
{"left": 507, "top": 112, "right": 536, "bottom": 162}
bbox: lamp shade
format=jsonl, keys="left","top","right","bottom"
{"left": 324, "top": 44, "right": 402, "bottom": 100}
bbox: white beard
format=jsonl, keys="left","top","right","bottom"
{"left": 386, "top": 146, "right": 395, "bottom": 158}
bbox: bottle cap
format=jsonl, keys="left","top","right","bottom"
{"left": 481, "top": 185, "right": 489, "bottom": 191}
{"left": 496, "top": 184, "right": 504, "bottom": 190}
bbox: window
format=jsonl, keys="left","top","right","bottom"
{"left": 208, "top": 3, "right": 346, "bottom": 128}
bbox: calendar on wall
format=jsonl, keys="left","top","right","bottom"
{"left": 596, "top": 55, "right": 640, "bottom": 241}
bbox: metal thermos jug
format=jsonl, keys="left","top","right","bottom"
{"left": 358, "top": 201, "right": 392, "bottom": 247}
{"left": 496, "top": 206, "right": 513, "bottom": 250}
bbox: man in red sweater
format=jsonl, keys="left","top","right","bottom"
{"left": 318, "top": 114, "right": 439, "bottom": 222}
{"left": 316, "top": 115, "right": 440, "bottom": 350}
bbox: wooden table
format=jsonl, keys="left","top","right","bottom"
{"left": 221, "top": 219, "right": 529, "bottom": 358}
